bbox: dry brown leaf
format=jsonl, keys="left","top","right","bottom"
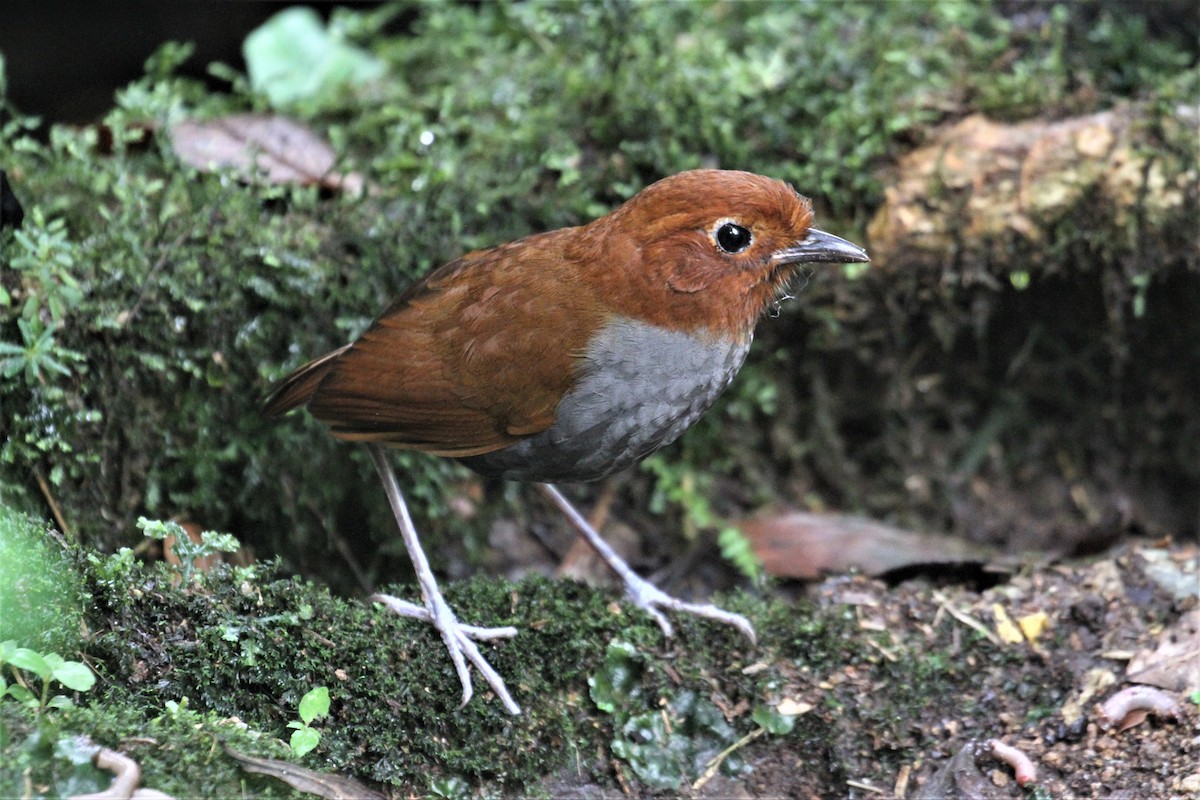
{"left": 170, "top": 115, "right": 365, "bottom": 195}
{"left": 776, "top": 697, "right": 813, "bottom": 716}
{"left": 1126, "top": 608, "right": 1200, "bottom": 694}
{"left": 740, "top": 511, "right": 993, "bottom": 580}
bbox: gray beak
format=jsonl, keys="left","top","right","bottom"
{"left": 774, "top": 228, "right": 870, "bottom": 265}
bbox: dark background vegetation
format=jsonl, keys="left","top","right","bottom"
{"left": 3, "top": 1, "right": 1197, "bottom": 595}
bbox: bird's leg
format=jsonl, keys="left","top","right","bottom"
{"left": 537, "top": 483, "right": 756, "bottom": 644}
{"left": 366, "top": 444, "right": 521, "bottom": 715}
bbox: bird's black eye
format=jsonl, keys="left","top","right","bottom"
{"left": 715, "top": 222, "right": 752, "bottom": 254}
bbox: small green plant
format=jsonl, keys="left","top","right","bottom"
{"left": 588, "top": 639, "right": 642, "bottom": 719}
{"left": 163, "top": 696, "right": 190, "bottom": 717}
{"left": 589, "top": 640, "right": 744, "bottom": 791}
{"left": 6, "top": 207, "right": 85, "bottom": 323}
{"left": 287, "top": 685, "right": 330, "bottom": 758}
{"left": 750, "top": 702, "right": 798, "bottom": 736}
{"left": 0, "top": 316, "right": 84, "bottom": 383}
{"left": 0, "top": 640, "right": 96, "bottom": 711}
{"left": 428, "top": 775, "right": 471, "bottom": 799}
{"left": 136, "top": 517, "right": 240, "bottom": 586}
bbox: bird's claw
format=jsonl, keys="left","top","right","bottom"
{"left": 371, "top": 593, "right": 522, "bottom": 714}
{"left": 536, "top": 484, "right": 756, "bottom": 646}
{"left": 621, "top": 576, "right": 757, "bottom": 645}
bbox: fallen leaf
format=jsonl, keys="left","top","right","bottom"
{"left": 1017, "top": 611, "right": 1051, "bottom": 642}
{"left": 740, "top": 511, "right": 993, "bottom": 579}
{"left": 1137, "top": 548, "right": 1199, "bottom": 602}
{"left": 776, "top": 698, "right": 813, "bottom": 716}
{"left": 992, "top": 604, "right": 1025, "bottom": 644}
{"left": 1126, "top": 608, "right": 1200, "bottom": 694}
{"left": 170, "top": 115, "right": 365, "bottom": 195}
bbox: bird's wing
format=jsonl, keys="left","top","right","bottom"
{"left": 304, "top": 232, "right": 600, "bottom": 457}
{"left": 262, "top": 345, "right": 350, "bottom": 418}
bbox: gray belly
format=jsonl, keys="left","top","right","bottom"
{"left": 461, "top": 317, "right": 750, "bottom": 482}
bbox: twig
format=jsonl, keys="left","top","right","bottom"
{"left": 845, "top": 779, "right": 887, "bottom": 794}
{"left": 33, "top": 466, "right": 72, "bottom": 539}
{"left": 692, "top": 727, "right": 766, "bottom": 791}
{"left": 933, "top": 591, "right": 1000, "bottom": 645}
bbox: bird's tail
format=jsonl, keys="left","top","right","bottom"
{"left": 262, "top": 345, "right": 349, "bottom": 416}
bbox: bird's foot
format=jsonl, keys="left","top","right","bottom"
{"left": 619, "top": 572, "right": 757, "bottom": 645}
{"left": 371, "top": 592, "right": 521, "bottom": 715}
{"left": 537, "top": 483, "right": 756, "bottom": 646}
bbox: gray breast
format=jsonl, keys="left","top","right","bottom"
{"left": 461, "top": 317, "right": 750, "bottom": 483}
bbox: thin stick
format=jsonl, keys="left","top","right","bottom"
{"left": 33, "top": 467, "right": 72, "bottom": 539}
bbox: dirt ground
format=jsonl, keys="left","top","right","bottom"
{"left": 540, "top": 538, "right": 1199, "bottom": 799}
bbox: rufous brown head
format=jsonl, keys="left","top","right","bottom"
{"left": 567, "top": 169, "right": 869, "bottom": 339}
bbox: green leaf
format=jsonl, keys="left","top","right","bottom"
{"left": 588, "top": 640, "right": 640, "bottom": 713}
{"left": 137, "top": 517, "right": 187, "bottom": 542}
{"left": 54, "top": 733, "right": 101, "bottom": 765}
{"left": 298, "top": 685, "right": 330, "bottom": 724}
{"left": 290, "top": 726, "right": 320, "bottom": 758}
{"left": 48, "top": 659, "right": 96, "bottom": 692}
{"left": 717, "top": 526, "right": 762, "bottom": 581}
{"left": 199, "top": 531, "right": 241, "bottom": 554}
{"left": 612, "top": 711, "right": 687, "bottom": 789}
{"left": 4, "top": 684, "right": 37, "bottom": 706}
{"left": 7, "top": 647, "right": 51, "bottom": 679}
{"left": 243, "top": 7, "right": 386, "bottom": 109}
{"left": 46, "top": 694, "right": 75, "bottom": 710}
{"left": 751, "top": 704, "right": 796, "bottom": 735}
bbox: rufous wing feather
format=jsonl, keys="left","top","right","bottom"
{"left": 269, "top": 231, "right": 604, "bottom": 457}
{"left": 262, "top": 345, "right": 350, "bottom": 417}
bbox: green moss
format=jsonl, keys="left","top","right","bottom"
{"left": 0, "top": 694, "right": 301, "bottom": 799}
{"left": 76, "top": 543, "right": 630, "bottom": 790}
{"left": 39, "top": 532, "right": 813, "bottom": 793}
{"left": 0, "top": 508, "right": 85, "bottom": 654}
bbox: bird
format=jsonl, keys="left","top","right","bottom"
{"left": 264, "top": 169, "right": 869, "bottom": 714}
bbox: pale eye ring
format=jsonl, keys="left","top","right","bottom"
{"left": 715, "top": 221, "right": 752, "bottom": 253}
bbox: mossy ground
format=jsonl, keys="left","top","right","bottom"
{"left": 4, "top": 521, "right": 1195, "bottom": 798}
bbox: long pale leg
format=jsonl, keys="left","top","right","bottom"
{"left": 538, "top": 483, "right": 756, "bottom": 644}
{"left": 366, "top": 444, "right": 521, "bottom": 715}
